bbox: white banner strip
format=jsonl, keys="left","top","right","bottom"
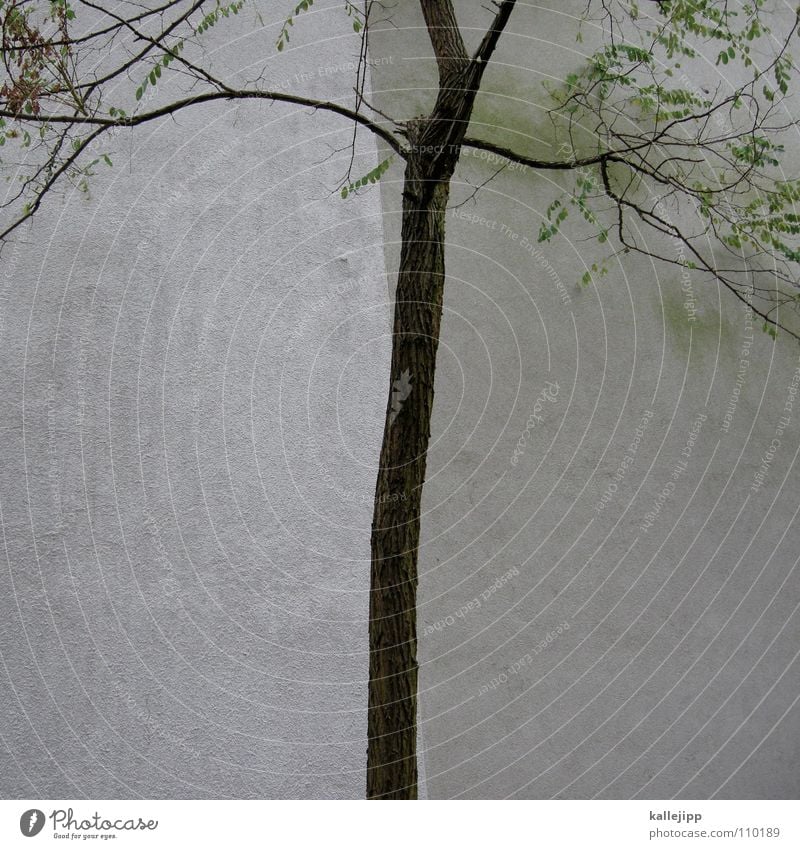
{"left": 1, "top": 800, "right": 797, "bottom": 848}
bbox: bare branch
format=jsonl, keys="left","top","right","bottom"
{"left": 0, "top": 88, "right": 406, "bottom": 149}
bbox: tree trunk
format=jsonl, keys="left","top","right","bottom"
{"left": 365, "top": 0, "right": 517, "bottom": 799}
{"left": 366, "top": 146, "right": 450, "bottom": 799}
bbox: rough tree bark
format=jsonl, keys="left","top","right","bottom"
{"left": 366, "top": 0, "right": 518, "bottom": 800}
{"left": 366, "top": 151, "right": 449, "bottom": 801}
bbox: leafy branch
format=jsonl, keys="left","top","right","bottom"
{"left": 530, "top": 0, "right": 800, "bottom": 337}
{"left": 340, "top": 154, "right": 393, "bottom": 198}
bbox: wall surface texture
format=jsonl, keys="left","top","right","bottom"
{"left": 368, "top": 0, "right": 800, "bottom": 800}
{"left": 0, "top": 1, "right": 390, "bottom": 799}
{"left": 1, "top": 0, "right": 799, "bottom": 800}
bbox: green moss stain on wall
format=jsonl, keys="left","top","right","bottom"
{"left": 659, "top": 279, "right": 745, "bottom": 370}
{"left": 470, "top": 77, "right": 556, "bottom": 160}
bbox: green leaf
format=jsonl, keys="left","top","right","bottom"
{"left": 340, "top": 156, "right": 395, "bottom": 199}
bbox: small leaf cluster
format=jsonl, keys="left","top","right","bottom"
{"left": 581, "top": 262, "right": 609, "bottom": 287}
{"left": 195, "top": 0, "right": 244, "bottom": 35}
{"left": 277, "top": 0, "right": 364, "bottom": 51}
{"left": 345, "top": 1, "right": 363, "bottom": 33}
{"left": 538, "top": 169, "right": 606, "bottom": 245}
{"left": 135, "top": 1, "right": 244, "bottom": 100}
{"left": 340, "top": 156, "right": 393, "bottom": 198}
{"left": 135, "top": 41, "right": 183, "bottom": 101}
{"left": 553, "top": 42, "right": 654, "bottom": 107}
{"left": 276, "top": 0, "right": 314, "bottom": 52}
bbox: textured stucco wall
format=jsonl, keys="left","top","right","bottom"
{"left": 0, "top": 1, "right": 390, "bottom": 799}
{"left": 1, "top": 0, "right": 799, "bottom": 802}
{"left": 368, "top": 0, "right": 800, "bottom": 799}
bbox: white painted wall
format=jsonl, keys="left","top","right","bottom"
{"left": 0, "top": 1, "right": 389, "bottom": 799}
{"left": 1, "top": 0, "right": 798, "bottom": 801}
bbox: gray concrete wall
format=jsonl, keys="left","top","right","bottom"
{"left": 368, "top": 0, "right": 800, "bottom": 799}
{"left": 1, "top": 0, "right": 798, "bottom": 801}
{"left": 0, "top": 1, "right": 390, "bottom": 799}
